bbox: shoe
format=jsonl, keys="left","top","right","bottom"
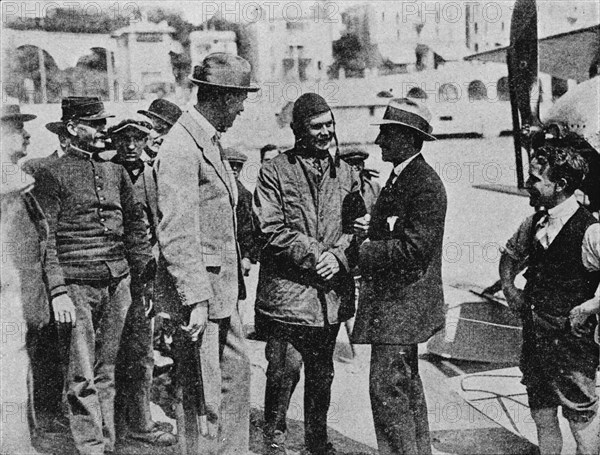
{"left": 128, "top": 422, "right": 177, "bottom": 446}
{"left": 264, "top": 430, "right": 287, "bottom": 455}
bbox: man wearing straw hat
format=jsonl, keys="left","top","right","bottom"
{"left": 156, "top": 53, "right": 257, "bottom": 454}
{"left": 353, "top": 98, "right": 447, "bottom": 455}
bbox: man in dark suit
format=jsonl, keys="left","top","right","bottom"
{"left": 352, "top": 98, "right": 447, "bottom": 455}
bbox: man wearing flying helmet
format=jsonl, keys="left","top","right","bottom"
{"left": 254, "top": 93, "right": 360, "bottom": 455}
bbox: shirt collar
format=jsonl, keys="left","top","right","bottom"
{"left": 393, "top": 152, "right": 421, "bottom": 177}
{"left": 548, "top": 194, "right": 579, "bottom": 220}
{"left": 189, "top": 105, "right": 217, "bottom": 138}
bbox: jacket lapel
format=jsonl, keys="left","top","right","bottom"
{"left": 178, "top": 112, "right": 235, "bottom": 206}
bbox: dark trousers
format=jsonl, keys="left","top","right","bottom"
{"left": 369, "top": 344, "right": 431, "bottom": 455}
{"left": 115, "top": 284, "right": 154, "bottom": 433}
{"left": 28, "top": 321, "right": 67, "bottom": 422}
{"left": 65, "top": 276, "right": 131, "bottom": 455}
{"left": 264, "top": 321, "right": 340, "bottom": 452}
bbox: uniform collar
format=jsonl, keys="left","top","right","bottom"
{"left": 66, "top": 144, "right": 102, "bottom": 161}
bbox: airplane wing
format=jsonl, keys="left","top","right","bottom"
{"left": 465, "top": 25, "right": 600, "bottom": 82}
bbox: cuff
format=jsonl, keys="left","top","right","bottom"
{"left": 50, "top": 286, "right": 68, "bottom": 299}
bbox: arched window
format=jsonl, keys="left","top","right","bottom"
{"left": 468, "top": 80, "right": 487, "bottom": 100}
{"left": 439, "top": 83, "right": 460, "bottom": 102}
{"left": 497, "top": 77, "right": 510, "bottom": 101}
{"left": 407, "top": 87, "right": 428, "bottom": 100}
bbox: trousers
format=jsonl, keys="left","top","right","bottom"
{"left": 174, "top": 305, "right": 250, "bottom": 455}
{"left": 115, "top": 282, "right": 154, "bottom": 433}
{"left": 263, "top": 321, "right": 340, "bottom": 452}
{"left": 369, "top": 344, "right": 431, "bottom": 455}
{"left": 65, "top": 276, "right": 131, "bottom": 455}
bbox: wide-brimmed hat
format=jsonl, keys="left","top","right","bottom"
{"left": 137, "top": 99, "right": 182, "bottom": 126}
{"left": 189, "top": 53, "right": 259, "bottom": 92}
{"left": 223, "top": 147, "right": 248, "bottom": 164}
{"left": 61, "top": 96, "right": 115, "bottom": 122}
{"left": 340, "top": 147, "right": 369, "bottom": 163}
{"left": 45, "top": 121, "right": 68, "bottom": 136}
{"left": 1, "top": 104, "right": 37, "bottom": 122}
{"left": 372, "top": 98, "right": 436, "bottom": 141}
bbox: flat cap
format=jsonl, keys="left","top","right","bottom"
{"left": 223, "top": 147, "right": 248, "bottom": 164}
{"left": 340, "top": 147, "right": 369, "bottom": 162}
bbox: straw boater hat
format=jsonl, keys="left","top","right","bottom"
{"left": 189, "top": 53, "right": 259, "bottom": 92}
{"left": 137, "top": 99, "right": 182, "bottom": 126}
{"left": 1, "top": 104, "right": 37, "bottom": 122}
{"left": 372, "top": 98, "right": 436, "bottom": 141}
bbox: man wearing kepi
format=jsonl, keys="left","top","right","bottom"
{"left": 254, "top": 93, "right": 359, "bottom": 455}
{"left": 1, "top": 105, "right": 48, "bottom": 455}
{"left": 500, "top": 142, "right": 599, "bottom": 455}
{"left": 34, "top": 97, "right": 153, "bottom": 455}
{"left": 352, "top": 98, "right": 447, "bottom": 455}
{"left": 156, "top": 53, "right": 256, "bottom": 454}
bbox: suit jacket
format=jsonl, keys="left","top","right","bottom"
{"left": 352, "top": 155, "right": 447, "bottom": 345}
{"left": 156, "top": 110, "right": 244, "bottom": 320}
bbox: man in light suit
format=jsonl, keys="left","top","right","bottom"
{"left": 353, "top": 98, "right": 447, "bottom": 455}
{"left": 156, "top": 53, "right": 258, "bottom": 455}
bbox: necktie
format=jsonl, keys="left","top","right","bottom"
{"left": 534, "top": 210, "right": 550, "bottom": 249}
{"left": 385, "top": 170, "right": 397, "bottom": 188}
{"left": 312, "top": 157, "right": 324, "bottom": 176}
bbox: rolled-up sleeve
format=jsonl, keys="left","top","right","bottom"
{"left": 502, "top": 215, "right": 534, "bottom": 267}
{"left": 582, "top": 223, "right": 600, "bottom": 272}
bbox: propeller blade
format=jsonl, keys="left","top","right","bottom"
{"left": 509, "top": 0, "right": 540, "bottom": 129}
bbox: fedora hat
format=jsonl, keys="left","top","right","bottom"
{"left": 372, "top": 98, "right": 436, "bottom": 141}
{"left": 1, "top": 104, "right": 37, "bottom": 122}
{"left": 61, "top": 96, "right": 115, "bottom": 122}
{"left": 46, "top": 121, "right": 68, "bottom": 136}
{"left": 137, "top": 99, "right": 182, "bottom": 126}
{"left": 189, "top": 53, "right": 259, "bottom": 92}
